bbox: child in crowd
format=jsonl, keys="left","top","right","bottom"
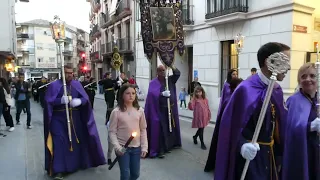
{"left": 179, "top": 87, "right": 187, "bottom": 109}
{"left": 188, "top": 86, "right": 211, "bottom": 150}
{"left": 109, "top": 84, "right": 148, "bottom": 180}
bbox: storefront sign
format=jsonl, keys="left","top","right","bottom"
{"left": 293, "top": 25, "right": 307, "bottom": 33}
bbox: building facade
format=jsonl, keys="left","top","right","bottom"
{"left": 87, "top": 0, "right": 135, "bottom": 80}
{"left": 135, "top": 0, "right": 320, "bottom": 116}
{"left": 16, "top": 19, "right": 90, "bottom": 80}
{"left": 0, "top": 0, "right": 26, "bottom": 78}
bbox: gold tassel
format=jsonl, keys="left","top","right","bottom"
{"left": 76, "top": 138, "right": 80, "bottom": 144}
{"left": 70, "top": 144, "right": 73, "bottom": 151}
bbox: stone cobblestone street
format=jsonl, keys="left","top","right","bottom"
{"left": 0, "top": 98, "right": 215, "bottom": 180}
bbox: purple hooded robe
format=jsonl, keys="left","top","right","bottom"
{"left": 204, "top": 82, "right": 231, "bottom": 172}
{"left": 282, "top": 91, "right": 319, "bottom": 180}
{"left": 214, "top": 74, "right": 287, "bottom": 180}
{"left": 44, "top": 80, "right": 106, "bottom": 175}
{"left": 145, "top": 68, "right": 181, "bottom": 157}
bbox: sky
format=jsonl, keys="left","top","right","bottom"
{"left": 15, "top": 0, "right": 91, "bottom": 32}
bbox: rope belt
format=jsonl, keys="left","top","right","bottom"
{"left": 247, "top": 139, "right": 278, "bottom": 180}
{"left": 105, "top": 88, "right": 114, "bottom": 91}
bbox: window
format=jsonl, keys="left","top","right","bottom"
{"left": 36, "top": 43, "right": 43, "bottom": 50}
{"left": 220, "top": 40, "right": 238, "bottom": 92}
{"left": 49, "top": 57, "right": 55, "bottom": 62}
{"left": 38, "top": 57, "right": 44, "bottom": 62}
{"left": 48, "top": 44, "right": 56, "bottom": 51}
{"left": 136, "top": 2, "right": 141, "bottom": 21}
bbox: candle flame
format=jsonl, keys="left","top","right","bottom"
{"left": 132, "top": 132, "right": 137, "bottom": 137}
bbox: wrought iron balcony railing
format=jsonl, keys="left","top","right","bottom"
{"left": 119, "top": 37, "right": 132, "bottom": 52}
{"left": 182, "top": 4, "right": 194, "bottom": 25}
{"left": 63, "top": 50, "right": 73, "bottom": 57}
{"left": 116, "top": 0, "right": 132, "bottom": 19}
{"left": 17, "top": 33, "right": 30, "bottom": 39}
{"left": 106, "top": 42, "right": 113, "bottom": 53}
{"left": 205, "top": 0, "right": 248, "bottom": 19}
{"left": 101, "top": 43, "right": 106, "bottom": 54}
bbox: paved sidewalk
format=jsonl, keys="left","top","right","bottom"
{"left": 0, "top": 109, "right": 28, "bottom": 180}
{"left": 95, "top": 93, "right": 217, "bottom": 123}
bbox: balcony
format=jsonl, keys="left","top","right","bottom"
{"left": 65, "top": 37, "right": 72, "bottom": 43}
{"left": 93, "top": 0, "right": 101, "bottom": 13}
{"left": 17, "top": 33, "right": 30, "bottom": 39}
{"left": 77, "top": 45, "right": 85, "bottom": 52}
{"left": 63, "top": 50, "right": 73, "bottom": 57}
{"left": 100, "top": 13, "right": 111, "bottom": 29}
{"left": 90, "top": 24, "right": 101, "bottom": 39}
{"left": 205, "top": 0, "right": 248, "bottom": 25}
{"left": 116, "top": 0, "right": 132, "bottom": 20}
{"left": 90, "top": 51, "right": 100, "bottom": 60}
{"left": 17, "top": 47, "right": 35, "bottom": 54}
{"left": 101, "top": 43, "right": 106, "bottom": 54}
{"left": 119, "top": 37, "right": 132, "bottom": 53}
{"left": 182, "top": 4, "right": 194, "bottom": 25}
{"left": 77, "top": 35, "right": 85, "bottom": 42}
{"left": 106, "top": 42, "right": 113, "bottom": 54}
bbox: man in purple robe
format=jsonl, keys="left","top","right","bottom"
{"left": 145, "top": 65, "right": 181, "bottom": 158}
{"left": 44, "top": 65, "right": 106, "bottom": 179}
{"left": 214, "top": 42, "right": 290, "bottom": 180}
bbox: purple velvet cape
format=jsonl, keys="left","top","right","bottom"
{"left": 214, "top": 74, "right": 287, "bottom": 180}
{"left": 281, "top": 91, "right": 310, "bottom": 180}
{"left": 204, "top": 82, "right": 231, "bottom": 171}
{"left": 144, "top": 78, "right": 181, "bottom": 157}
{"left": 44, "top": 80, "right": 106, "bottom": 173}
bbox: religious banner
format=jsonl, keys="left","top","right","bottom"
{"left": 140, "top": 0, "right": 184, "bottom": 67}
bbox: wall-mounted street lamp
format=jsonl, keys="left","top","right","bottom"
{"left": 234, "top": 33, "right": 245, "bottom": 75}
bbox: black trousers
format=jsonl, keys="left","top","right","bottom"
{"left": 104, "top": 90, "right": 115, "bottom": 122}
{"left": 3, "top": 105, "right": 14, "bottom": 127}
{"left": 16, "top": 99, "right": 31, "bottom": 126}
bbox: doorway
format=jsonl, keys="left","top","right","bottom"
{"left": 220, "top": 40, "right": 238, "bottom": 91}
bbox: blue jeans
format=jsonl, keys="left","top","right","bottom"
{"left": 117, "top": 147, "right": 141, "bottom": 180}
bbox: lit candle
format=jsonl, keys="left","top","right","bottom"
{"left": 109, "top": 132, "right": 137, "bottom": 170}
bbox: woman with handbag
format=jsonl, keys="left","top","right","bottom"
{"left": 0, "top": 78, "right": 14, "bottom": 132}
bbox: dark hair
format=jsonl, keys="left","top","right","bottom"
{"left": 257, "top": 42, "right": 290, "bottom": 68}
{"left": 226, "top": 69, "right": 237, "bottom": 83}
{"left": 18, "top": 73, "right": 24, "bottom": 77}
{"left": 0, "top": 78, "right": 10, "bottom": 94}
{"left": 194, "top": 86, "right": 206, "bottom": 99}
{"left": 105, "top": 72, "right": 111, "bottom": 76}
{"left": 251, "top": 68, "right": 257, "bottom": 72}
{"left": 117, "top": 84, "right": 140, "bottom": 111}
{"left": 229, "top": 78, "right": 243, "bottom": 93}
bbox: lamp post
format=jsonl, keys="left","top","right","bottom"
{"left": 234, "top": 33, "right": 245, "bottom": 75}
{"left": 50, "top": 16, "right": 74, "bottom": 151}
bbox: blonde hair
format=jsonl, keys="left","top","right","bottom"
{"left": 297, "top": 62, "right": 315, "bottom": 84}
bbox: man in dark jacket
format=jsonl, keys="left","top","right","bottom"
{"left": 14, "top": 73, "right": 32, "bottom": 129}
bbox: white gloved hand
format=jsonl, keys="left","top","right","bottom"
{"left": 61, "top": 95, "right": 69, "bottom": 105}
{"left": 70, "top": 98, "right": 82, "bottom": 108}
{"left": 240, "top": 143, "right": 260, "bottom": 160}
{"left": 310, "top": 117, "right": 320, "bottom": 133}
{"left": 161, "top": 90, "right": 171, "bottom": 97}
{"left": 117, "top": 81, "right": 122, "bottom": 86}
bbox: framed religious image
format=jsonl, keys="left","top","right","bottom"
{"left": 150, "top": 7, "right": 176, "bottom": 41}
